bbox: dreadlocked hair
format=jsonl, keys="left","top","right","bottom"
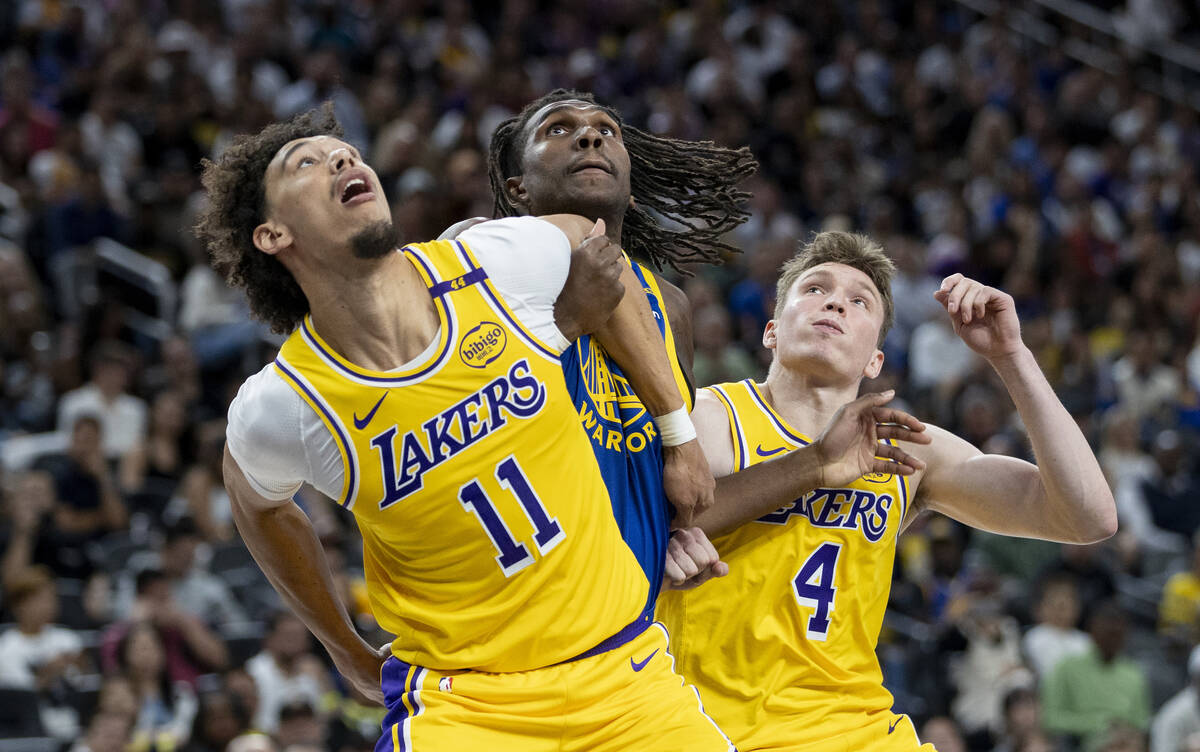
{"left": 194, "top": 103, "right": 343, "bottom": 335}
{"left": 488, "top": 89, "right": 758, "bottom": 274}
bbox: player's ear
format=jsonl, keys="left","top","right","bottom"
{"left": 763, "top": 320, "right": 777, "bottom": 351}
{"left": 253, "top": 220, "right": 292, "bottom": 256}
{"left": 863, "top": 349, "right": 884, "bottom": 379}
{"left": 505, "top": 176, "right": 531, "bottom": 211}
{"left": 628, "top": 195, "right": 636, "bottom": 210}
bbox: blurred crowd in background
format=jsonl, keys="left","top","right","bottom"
{"left": 2, "top": 0, "right": 1200, "bottom": 750}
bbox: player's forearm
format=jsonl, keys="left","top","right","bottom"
{"left": 592, "top": 261, "right": 684, "bottom": 416}
{"left": 990, "top": 346, "right": 1116, "bottom": 542}
{"left": 697, "top": 448, "right": 824, "bottom": 536}
{"left": 230, "top": 496, "right": 377, "bottom": 668}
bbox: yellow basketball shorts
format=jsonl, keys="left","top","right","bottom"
{"left": 736, "top": 710, "right": 936, "bottom": 752}
{"left": 375, "top": 623, "right": 734, "bottom": 751}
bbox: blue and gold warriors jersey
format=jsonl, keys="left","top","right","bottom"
{"left": 559, "top": 257, "right": 693, "bottom": 612}
{"left": 657, "top": 380, "right": 928, "bottom": 752}
{"left": 273, "top": 238, "right": 648, "bottom": 673}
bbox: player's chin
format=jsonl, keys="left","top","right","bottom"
{"left": 560, "top": 181, "right": 626, "bottom": 207}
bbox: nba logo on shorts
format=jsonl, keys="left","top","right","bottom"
{"left": 439, "top": 676, "right": 453, "bottom": 693}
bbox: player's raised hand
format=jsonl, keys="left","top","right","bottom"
{"left": 812, "top": 390, "right": 930, "bottom": 488}
{"left": 664, "top": 527, "right": 729, "bottom": 590}
{"left": 553, "top": 218, "right": 626, "bottom": 341}
{"left": 663, "top": 439, "right": 716, "bottom": 529}
{"left": 934, "top": 274, "right": 1024, "bottom": 361}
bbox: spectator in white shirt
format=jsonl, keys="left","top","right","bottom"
{"left": 245, "top": 611, "right": 331, "bottom": 733}
{"left": 1112, "top": 336, "right": 1181, "bottom": 423}
{"left": 0, "top": 565, "right": 84, "bottom": 688}
{"left": 0, "top": 566, "right": 85, "bottom": 739}
{"left": 1022, "top": 573, "right": 1092, "bottom": 679}
{"left": 57, "top": 341, "right": 147, "bottom": 461}
{"left": 1152, "top": 646, "right": 1200, "bottom": 752}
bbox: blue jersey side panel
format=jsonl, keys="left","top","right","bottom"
{"left": 559, "top": 277, "right": 674, "bottom": 614}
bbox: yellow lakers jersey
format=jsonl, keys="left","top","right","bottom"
{"left": 274, "top": 238, "right": 648, "bottom": 673}
{"left": 656, "top": 380, "right": 910, "bottom": 750}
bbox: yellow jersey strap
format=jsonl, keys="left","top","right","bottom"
{"left": 401, "top": 240, "right": 486, "bottom": 297}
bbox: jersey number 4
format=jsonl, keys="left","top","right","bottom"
{"left": 458, "top": 455, "right": 565, "bottom": 577}
{"left": 792, "top": 542, "right": 843, "bottom": 641}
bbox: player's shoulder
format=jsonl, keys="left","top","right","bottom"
{"left": 457, "top": 215, "right": 569, "bottom": 246}
{"left": 227, "top": 361, "right": 303, "bottom": 435}
{"left": 698, "top": 380, "right": 748, "bottom": 403}
{"left": 694, "top": 385, "right": 729, "bottom": 412}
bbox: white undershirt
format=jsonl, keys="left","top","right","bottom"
{"left": 225, "top": 216, "right": 572, "bottom": 500}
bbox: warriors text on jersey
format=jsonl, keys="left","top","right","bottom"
{"left": 273, "top": 237, "right": 648, "bottom": 673}
{"left": 559, "top": 257, "right": 692, "bottom": 613}
{"left": 656, "top": 379, "right": 914, "bottom": 751}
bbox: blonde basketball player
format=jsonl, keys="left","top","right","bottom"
{"left": 196, "top": 106, "right": 731, "bottom": 751}
{"left": 658, "top": 231, "right": 1116, "bottom": 751}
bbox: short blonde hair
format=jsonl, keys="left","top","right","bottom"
{"left": 774, "top": 231, "right": 896, "bottom": 346}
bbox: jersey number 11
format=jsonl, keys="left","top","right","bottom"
{"left": 458, "top": 455, "right": 565, "bottom": 576}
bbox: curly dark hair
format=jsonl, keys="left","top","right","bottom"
{"left": 194, "top": 104, "right": 343, "bottom": 334}
{"left": 488, "top": 89, "right": 758, "bottom": 273}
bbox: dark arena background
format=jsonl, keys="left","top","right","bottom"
{"left": 2, "top": 1, "right": 1200, "bottom": 750}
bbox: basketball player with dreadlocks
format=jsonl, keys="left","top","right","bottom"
{"left": 480, "top": 90, "right": 929, "bottom": 613}
{"left": 480, "top": 89, "right": 755, "bottom": 609}
{"left": 197, "top": 105, "right": 734, "bottom": 750}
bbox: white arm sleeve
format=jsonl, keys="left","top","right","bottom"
{"left": 227, "top": 364, "right": 351, "bottom": 502}
{"left": 455, "top": 216, "right": 572, "bottom": 352}
{"left": 226, "top": 365, "right": 311, "bottom": 500}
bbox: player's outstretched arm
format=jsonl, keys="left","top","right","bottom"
{"left": 690, "top": 389, "right": 930, "bottom": 536}
{"left": 223, "top": 447, "right": 389, "bottom": 705}
{"left": 540, "top": 214, "right": 714, "bottom": 528}
{"left": 911, "top": 275, "right": 1117, "bottom": 543}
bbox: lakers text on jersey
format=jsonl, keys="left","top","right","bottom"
{"left": 274, "top": 238, "right": 649, "bottom": 674}
{"left": 656, "top": 379, "right": 920, "bottom": 751}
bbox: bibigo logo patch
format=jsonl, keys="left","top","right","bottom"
{"left": 459, "top": 321, "right": 507, "bottom": 368}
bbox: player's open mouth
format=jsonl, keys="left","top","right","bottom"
{"left": 337, "top": 170, "right": 375, "bottom": 205}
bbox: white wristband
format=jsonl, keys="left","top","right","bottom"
{"left": 655, "top": 406, "right": 697, "bottom": 447}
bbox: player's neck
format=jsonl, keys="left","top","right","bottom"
{"left": 304, "top": 251, "right": 439, "bottom": 370}
{"left": 532, "top": 203, "right": 624, "bottom": 247}
{"left": 602, "top": 212, "right": 624, "bottom": 247}
{"left": 762, "top": 363, "right": 861, "bottom": 436}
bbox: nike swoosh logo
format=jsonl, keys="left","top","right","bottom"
{"left": 755, "top": 444, "right": 787, "bottom": 457}
{"left": 888, "top": 718, "right": 901, "bottom": 734}
{"left": 630, "top": 649, "right": 658, "bottom": 672}
{"left": 353, "top": 393, "right": 389, "bottom": 430}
